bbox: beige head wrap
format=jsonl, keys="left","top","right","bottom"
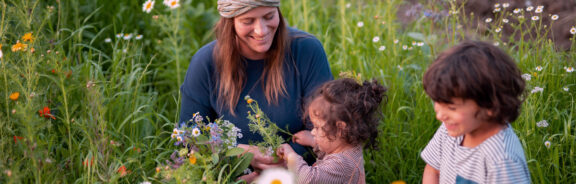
{"left": 217, "top": 0, "right": 280, "bottom": 18}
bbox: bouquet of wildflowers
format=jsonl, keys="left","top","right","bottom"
{"left": 244, "top": 96, "right": 292, "bottom": 162}
{"left": 157, "top": 113, "right": 253, "bottom": 183}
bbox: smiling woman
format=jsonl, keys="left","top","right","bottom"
{"left": 179, "top": 0, "right": 333, "bottom": 182}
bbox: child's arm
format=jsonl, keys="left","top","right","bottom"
{"left": 277, "top": 144, "right": 361, "bottom": 184}
{"left": 422, "top": 164, "right": 439, "bottom": 184}
{"left": 293, "top": 130, "right": 315, "bottom": 147}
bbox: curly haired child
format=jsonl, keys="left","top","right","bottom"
{"left": 277, "top": 78, "right": 387, "bottom": 184}
{"left": 421, "top": 41, "right": 531, "bottom": 183}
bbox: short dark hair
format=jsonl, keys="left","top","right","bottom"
{"left": 423, "top": 41, "right": 526, "bottom": 124}
{"left": 304, "top": 78, "right": 387, "bottom": 149}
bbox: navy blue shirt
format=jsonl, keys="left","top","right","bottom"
{"left": 180, "top": 28, "right": 333, "bottom": 157}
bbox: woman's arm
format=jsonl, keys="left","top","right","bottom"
{"left": 422, "top": 164, "right": 440, "bottom": 184}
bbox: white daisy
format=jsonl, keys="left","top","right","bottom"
{"left": 372, "top": 36, "right": 380, "bottom": 42}
{"left": 357, "top": 21, "right": 364, "bottom": 27}
{"left": 256, "top": 168, "right": 295, "bottom": 184}
{"left": 143, "top": 0, "right": 154, "bottom": 13}
{"left": 485, "top": 18, "right": 493, "bottom": 23}
{"left": 393, "top": 39, "right": 399, "bottom": 44}
{"left": 116, "top": 33, "right": 123, "bottom": 38}
{"left": 495, "top": 27, "right": 502, "bottom": 33}
{"left": 123, "top": 33, "right": 133, "bottom": 40}
{"left": 378, "top": 46, "right": 386, "bottom": 51}
{"left": 551, "top": 14, "right": 559, "bottom": 21}
{"left": 563, "top": 87, "right": 569, "bottom": 92}
{"left": 135, "top": 35, "right": 143, "bottom": 40}
{"left": 503, "top": 18, "right": 509, "bottom": 23}
{"left": 566, "top": 67, "right": 574, "bottom": 72}
{"left": 166, "top": 0, "right": 180, "bottom": 9}
{"left": 513, "top": 8, "right": 521, "bottom": 14}
{"left": 493, "top": 7, "right": 501, "bottom": 13}
{"left": 536, "top": 66, "right": 543, "bottom": 71}
{"left": 531, "top": 16, "right": 539, "bottom": 21}
{"left": 570, "top": 27, "right": 576, "bottom": 35}
{"left": 544, "top": 141, "right": 551, "bottom": 148}
{"left": 493, "top": 42, "right": 500, "bottom": 46}
{"left": 345, "top": 3, "right": 351, "bottom": 8}
{"left": 526, "top": 6, "right": 534, "bottom": 12}
{"left": 417, "top": 42, "right": 424, "bottom": 46}
{"left": 502, "top": 3, "right": 510, "bottom": 8}
{"left": 104, "top": 38, "right": 112, "bottom": 43}
{"left": 494, "top": 3, "right": 500, "bottom": 8}
{"left": 402, "top": 45, "right": 408, "bottom": 50}
{"left": 192, "top": 128, "right": 201, "bottom": 137}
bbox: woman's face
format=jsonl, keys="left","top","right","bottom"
{"left": 233, "top": 6, "right": 280, "bottom": 60}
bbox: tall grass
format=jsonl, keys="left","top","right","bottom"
{"left": 1, "top": 0, "right": 574, "bottom": 183}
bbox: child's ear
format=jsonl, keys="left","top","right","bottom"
{"left": 336, "top": 121, "right": 347, "bottom": 137}
{"left": 336, "top": 121, "right": 347, "bottom": 129}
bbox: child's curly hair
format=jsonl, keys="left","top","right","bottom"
{"left": 304, "top": 78, "right": 387, "bottom": 149}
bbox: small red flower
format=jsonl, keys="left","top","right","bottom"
{"left": 13, "top": 136, "right": 23, "bottom": 143}
{"left": 38, "top": 106, "right": 56, "bottom": 120}
{"left": 117, "top": 165, "right": 130, "bottom": 177}
{"left": 51, "top": 69, "right": 56, "bottom": 74}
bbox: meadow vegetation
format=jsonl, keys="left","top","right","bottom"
{"left": 1, "top": 0, "right": 574, "bottom": 183}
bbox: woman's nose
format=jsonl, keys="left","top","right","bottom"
{"left": 253, "top": 20, "right": 268, "bottom": 36}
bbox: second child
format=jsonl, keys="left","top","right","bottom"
{"left": 421, "top": 41, "right": 531, "bottom": 184}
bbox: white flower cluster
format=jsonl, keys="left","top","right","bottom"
{"left": 536, "top": 120, "right": 549, "bottom": 128}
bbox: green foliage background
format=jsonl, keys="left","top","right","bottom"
{"left": 0, "top": 0, "right": 574, "bottom": 183}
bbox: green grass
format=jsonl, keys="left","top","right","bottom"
{"left": 1, "top": 0, "right": 575, "bottom": 183}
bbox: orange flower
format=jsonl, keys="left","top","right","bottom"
{"left": 11, "top": 41, "right": 27, "bottom": 52}
{"left": 38, "top": 106, "right": 56, "bottom": 120}
{"left": 22, "top": 32, "right": 34, "bottom": 42}
{"left": 83, "top": 157, "right": 94, "bottom": 166}
{"left": 189, "top": 154, "right": 197, "bottom": 165}
{"left": 247, "top": 99, "right": 254, "bottom": 104}
{"left": 118, "top": 165, "right": 129, "bottom": 177}
{"left": 391, "top": 181, "right": 406, "bottom": 184}
{"left": 13, "top": 136, "right": 23, "bottom": 143}
{"left": 9, "top": 92, "right": 20, "bottom": 101}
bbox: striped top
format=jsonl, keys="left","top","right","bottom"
{"left": 287, "top": 145, "right": 365, "bottom": 184}
{"left": 421, "top": 124, "right": 531, "bottom": 184}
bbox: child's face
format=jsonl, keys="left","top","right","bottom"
{"left": 433, "top": 98, "right": 494, "bottom": 137}
{"left": 308, "top": 99, "right": 349, "bottom": 154}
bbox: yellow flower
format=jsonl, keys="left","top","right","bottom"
{"left": 189, "top": 154, "right": 197, "bottom": 164}
{"left": 247, "top": 99, "right": 254, "bottom": 104}
{"left": 391, "top": 181, "right": 406, "bottom": 184}
{"left": 9, "top": 92, "right": 20, "bottom": 101}
{"left": 22, "top": 32, "right": 34, "bottom": 42}
{"left": 11, "top": 41, "right": 27, "bottom": 52}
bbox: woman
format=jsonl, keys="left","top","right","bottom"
{"left": 179, "top": 0, "right": 333, "bottom": 180}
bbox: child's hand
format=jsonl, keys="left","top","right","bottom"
{"left": 293, "top": 130, "right": 315, "bottom": 147}
{"left": 277, "top": 144, "right": 300, "bottom": 170}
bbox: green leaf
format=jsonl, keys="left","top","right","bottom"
{"left": 225, "top": 147, "right": 245, "bottom": 157}
{"left": 231, "top": 153, "right": 254, "bottom": 178}
{"left": 407, "top": 32, "right": 425, "bottom": 41}
{"left": 212, "top": 153, "right": 219, "bottom": 164}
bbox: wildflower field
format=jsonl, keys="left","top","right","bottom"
{"left": 1, "top": 0, "right": 575, "bottom": 183}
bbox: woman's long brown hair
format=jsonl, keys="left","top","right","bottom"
{"left": 213, "top": 8, "right": 289, "bottom": 115}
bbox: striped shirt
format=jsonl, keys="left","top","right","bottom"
{"left": 288, "top": 145, "right": 365, "bottom": 184}
{"left": 421, "top": 124, "right": 531, "bottom": 184}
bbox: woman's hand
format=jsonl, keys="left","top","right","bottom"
{"left": 293, "top": 130, "right": 315, "bottom": 147}
{"left": 238, "top": 144, "right": 285, "bottom": 171}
